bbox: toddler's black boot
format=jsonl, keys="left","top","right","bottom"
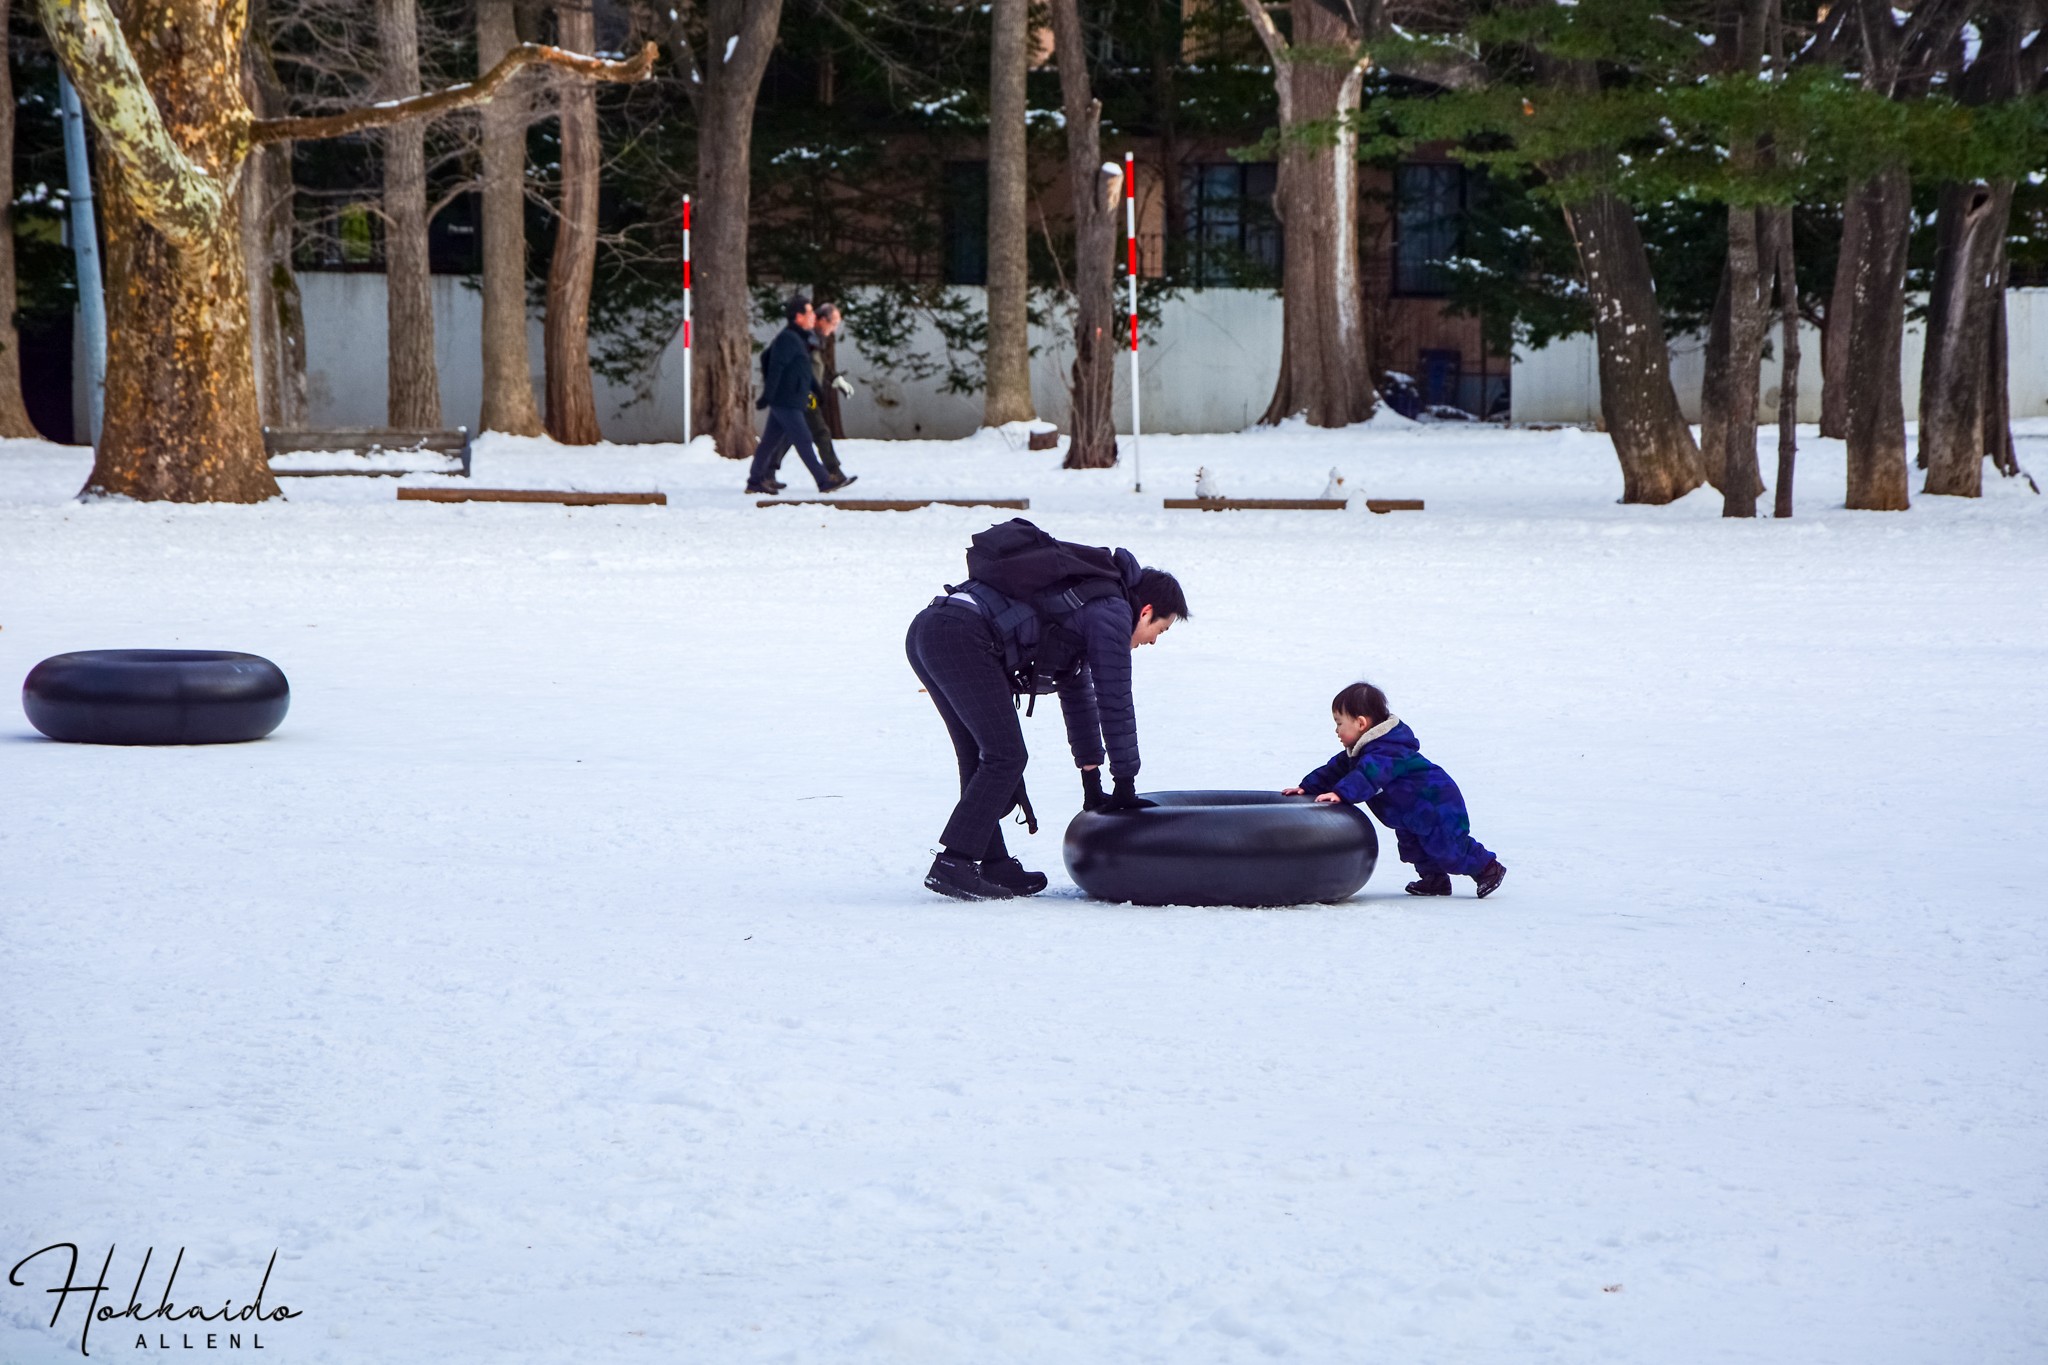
{"left": 981, "top": 856, "right": 1049, "bottom": 896}
{"left": 1404, "top": 871, "right": 1453, "bottom": 897}
{"left": 925, "top": 852, "right": 1021, "bottom": 901}
{"left": 1473, "top": 860, "right": 1507, "bottom": 898}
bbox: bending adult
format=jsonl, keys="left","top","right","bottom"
{"left": 745, "top": 296, "right": 835, "bottom": 495}
{"left": 906, "top": 544, "right": 1190, "bottom": 901}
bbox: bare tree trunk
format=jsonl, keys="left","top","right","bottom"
{"left": 982, "top": 0, "right": 1034, "bottom": 427}
{"left": 1707, "top": 205, "right": 1769, "bottom": 515}
{"left": 378, "top": 0, "right": 439, "bottom": 428}
{"left": 543, "top": 0, "right": 600, "bottom": 442}
{"left": 1770, "top": 207, "right": 1799, "bottom": 518}
{"left": 1559, "top": 189, "right": 1704, "bottom": 503}
{"left": 1818, "top": 184, "right": 1861, "bottom": 440}
{"left": 0, "top": 0, "right": 43, "bottom": 437}
{"left": 1920, "top": 178, "right": 2013, "bottom": 496}
{"left": 1047, "top": 0, "right": 1117, "bottom": 468}
{"left": 1239, "top": 0, "right": 1372, "bottom": 427}
{"left": 477, "top": 0, "right": 543, "bottom": 434}
{"left": 1840, "top": 166, "right": 1911, "bottom": 510}
{"left": 241, "top": 5, "right": 305, "bottom": 428}
{"left": 671, "top": 0, "right": 785, "bottom": 459}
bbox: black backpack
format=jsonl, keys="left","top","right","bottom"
{"left": 948, "top": 519, "right": 1137, "bottom": 704}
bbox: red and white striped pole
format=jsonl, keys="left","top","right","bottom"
{"left": 681, "top": 195, "right": 693, "bottom": 446}
{"left": 1123, "top": 152, "right": 1142, "bottom": 492}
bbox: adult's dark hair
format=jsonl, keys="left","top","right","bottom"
{"left": 1332, "top": 682, "right": 1389, "bottom": 724}
{"left": 1134, "top": 568, "right": 1190, "bottom": 622}
{"left": 784, "top": 294, "right": 812, "bottom": 322}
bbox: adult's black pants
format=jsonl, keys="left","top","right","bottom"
{"left": 905, "top": 602, "right": 1026, "bottom": 863}
{"left": 767, "top": 404, "right": 845, "bottom": 481}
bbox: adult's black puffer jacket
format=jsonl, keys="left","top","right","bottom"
{"left": 1051, "top": 593, "right": 1139, "bottom": 781}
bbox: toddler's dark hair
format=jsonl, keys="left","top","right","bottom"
{"left": 1135, "top": 568, "right": 1190, "bottom": 622}
{"left": 1332, "top": 682, "right": 1389, "bottom": 724}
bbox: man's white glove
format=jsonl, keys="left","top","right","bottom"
{"left": 832, "top": 374, "right": 856, "bottom": 399}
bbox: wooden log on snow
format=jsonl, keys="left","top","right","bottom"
{"left": 1161, "top": 498, "right": 1426, "bottom": 513}
{"left": 398, "top": 488, "right": 667, "bottom": 506}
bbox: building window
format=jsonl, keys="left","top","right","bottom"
{"left": 942, "top": 161, "right": 988, "bottom": 286}
{"left": 1179, "top": 162, "right": 1280, "bottom": 287}
{"left": 1393, "top": 162, "right": 1466, "bottom": 296}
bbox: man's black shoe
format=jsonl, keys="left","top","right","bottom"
{"left": 1404, "top": 872, "right": 1453, "bottom": 896}
{"left": 925, "top": 852, "right": 1021, "bottom": 901}
{"left": 744, "top": 483, "right": 777, "bottom": 495}
{"left": 980, "top": 856, "right": 1048, "bottom": 896}
{"left": 1473, "top": 860, "right": 1507, "bottom": 898}
{"left": 823, "top": 473, "right": 859, "bottom": 492}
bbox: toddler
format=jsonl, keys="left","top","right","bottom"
{"left": 1284, "top": 682, "right": 1506, "bottom": 898}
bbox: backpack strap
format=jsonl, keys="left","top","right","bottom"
{"left": 1037, "top": 575, "right": 1124, "bottom": 618}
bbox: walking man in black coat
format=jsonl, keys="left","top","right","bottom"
{"left": 745, "top": 296, "right": 836, "bottom": 495}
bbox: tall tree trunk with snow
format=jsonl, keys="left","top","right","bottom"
{"left": 1046, "top": 0, "right": 1117, "bottom": 469}
{"left": 1238, "top": 0, "right": 1373, "bottom": 427}
{"left": 241, "top": 2, "right": 305, "bottom": 428}
{"left": 1697, "top": 0, "right": 1770, "bottom": 516}
{"left": 654, "top": 0, "right": 784, "bottom": 458}
{"left": 1919, "top": 10, "right": 2036, "bottom": 497}
{"left": 477, "top": 0, "right": 544, "bottom": 434}
{"left": 38, "top": 0, "right": 648, "bottom": 499}
{"left": 0, "top": 0, "right": 42, "bottom": 437}
{"left": 1769, "top": 208, "right": 1799, "bottom": 517}
{"left": 1558, "top": 187, "right": 1704, "bottom": 504}
{"left": 982, "top": 0, "right": 1034, "bottom": 428}
{"left": 544, "top": 0, "right": 600, "bottom": 443}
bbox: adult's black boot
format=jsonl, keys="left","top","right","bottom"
{"left": 1404, "top": 872, "right": 1453, "bottom": 896}
{"left": 925, "top": 852, "right": 1021, "bottom": 901}
{"left": 980, "top": 856, "right": 1048, "bottom": 896}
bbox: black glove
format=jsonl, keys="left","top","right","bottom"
{"left": 1101, "top": 774, "right": 1152, "bottom": 812}
{"left": 1081, "top": 768, "right": 1107, "bottom": 811}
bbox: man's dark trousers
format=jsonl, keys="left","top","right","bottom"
{"left": 766, "top": 403, "right": 846, "bottom": 482}
{"left": 748, "top": 407, "right": 831, "bottom": 490}
{"left": 905, "top": 601, "right": 1025, "bottom": 863}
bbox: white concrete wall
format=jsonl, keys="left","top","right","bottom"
{"left": 299, "top": 274, "right": 1284, "bottom": 441}
{"left": 1511, "top": 289, "right": 2048, "bottom": 426}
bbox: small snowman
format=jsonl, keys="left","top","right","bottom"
{"left": 1320, "top": 467, "right": 1348, "bottom": 501}
{"left": 1194, "top": 466, "right": 1224, "bottom": 501}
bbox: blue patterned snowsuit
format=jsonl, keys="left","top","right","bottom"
{"left": 1298, "top": 717, "right": 1495, "bottom": 878}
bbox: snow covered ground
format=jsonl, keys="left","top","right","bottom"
{"left": 3, "top": 421, "right": 2044, "bottom": 1364}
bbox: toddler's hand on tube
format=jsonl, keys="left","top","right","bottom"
{"left": 1281, "top": 786, "right": 1306, "bottom": 796}
{"left": 1314, "top": 792, "right": 1341, "bottom": 805}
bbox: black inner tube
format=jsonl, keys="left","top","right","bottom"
{"left": 22, "top": 650, "right": 291, "bottom": 745}
{"left": 1063, "top": 789, "right": 1378, "bottom": 907}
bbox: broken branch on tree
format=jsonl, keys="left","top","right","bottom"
{"left": 250, "top": 40, "right": 657, "bottom": 144}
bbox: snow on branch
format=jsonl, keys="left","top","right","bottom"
{"left": 250, "top": 41, "right": 657, "bottom": 145}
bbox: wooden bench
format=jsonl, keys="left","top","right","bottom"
{"left": 397, "top": 487, "right": 665, "bottom": 506}
{"left": 265, "top": 427, "right": 473, "bottom": 478}
{"left": 758, "top": 498, "right": 1030, "bottom": 511}
{"left": 1164, "top": 497, "right": 1425, "bottom": 513}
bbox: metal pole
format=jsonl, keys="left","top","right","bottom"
{"left": 58, "top": 71, "right": 107, "bottom": 446}
{"left": 1124, "top": 152, "right": 1141, "bottom": 493}
{"left": 681, "top": 195, "right": 693, "bottom": 446}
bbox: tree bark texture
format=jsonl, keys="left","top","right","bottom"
{"left": 240, "top": 14, "right": 306, "bottom": 429}
{"left": 1919, "top": 178, "right": 2013, "bottom": 497}
{"left": 544, "top": 0, "right": 600, "bottom": 443}
{"left": 1047, "top": 0, "right": 1117, "bottom": 469}
{"left": 0, "top": 0, "right": 43, "bottom": 437}
{"left": 982, "top": 0, "right": 1034, "bottom": 428}
{"left": 1770, "top": 207, "right": 1798, "bottom": 518}
{"left": 380, "top": 0, "right": 440, "bottom": 428}
{"left": 1700, "top": 205, "right": 1770, "bottom": 515}
{"left": 1559, "top": 189, "right": 1703, "bottom": 503}
{"left": 1239, "top": 0, "right": 1373, "bottom": 428}
{"left": 1839, "top": 166, "right": 1912, "bottom": 510}
{"left": 1818, "top": 183, "right": 1862, "bottom": 439}
{"left": 685, "top": 0, "right": 785, "bottom": 459}
{"left": 477, "top": 0, "right": 544, "bottom": 434}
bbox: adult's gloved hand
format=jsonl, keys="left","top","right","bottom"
{"left": 1101, "top": 774, "right": 1153, "bottom": 812}
{"left": 1081, "top": 768, "right": 1106, "bottom": 811}
{"left": 832, "top": 374, "right": 857, "bottom": 399}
